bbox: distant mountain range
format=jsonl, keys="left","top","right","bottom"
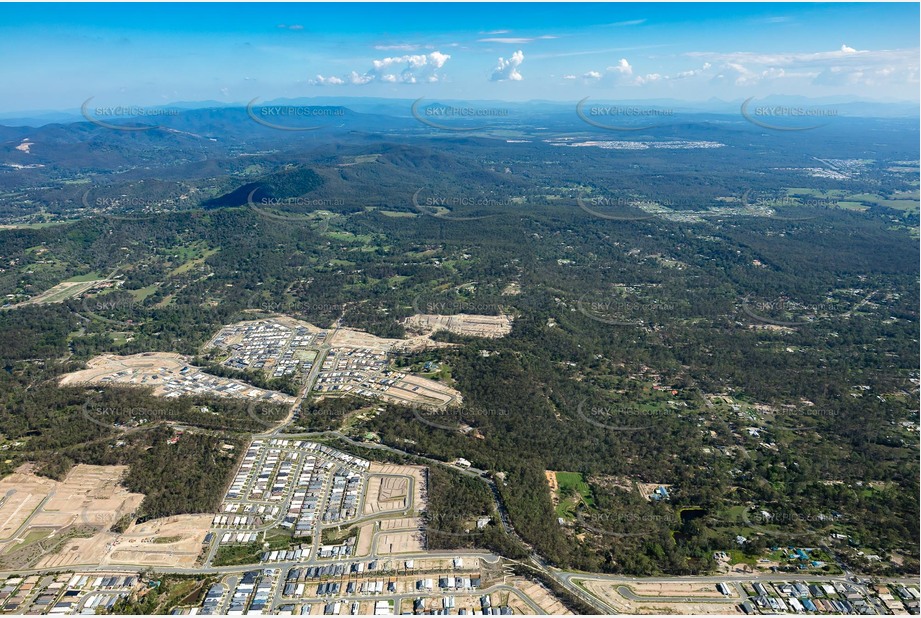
{"left": 1, "top": 95, "right": 917, "bottom": 127}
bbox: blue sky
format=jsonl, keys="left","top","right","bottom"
{"left": 0, "top": 3, "right": 918, "bottom": 112}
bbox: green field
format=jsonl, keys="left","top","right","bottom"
{"left": 784, "top": 187, "right": 919, "bottom": 214}
{"left": 129, "top": 284, "right": 160, "bottom": 301}
{"left": 554, "top": 471, "right": 595, "bottom": 519}
{"left": 65, "top": 272, "right": 102, "bottom": 282}
{"left": 169, "top": 248, "right": 219, "bottom": 276}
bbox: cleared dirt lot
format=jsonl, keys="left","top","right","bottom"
{"left": 364, "top": 464, "right": 426, "bottom": 516}
{"left": 0, "top": 464, "right": 144, "bottom": 570}
{"left": 8, "top": 278, "right": 108, "bottom": 308}
{"left": 0, "top": 464, "right": 142, "bottom": 544}
{"left": 58, "top": 352, "right": 187, "bottom": 386}
{"left": 378, "top": 516, "right": 422, "bottom": 532}
{"left": 330, "top": 327, "right": 403, "bottom": 350}
{"left": 104, "top": 514, "right": 212, "bottom": 567}
{"left": 375, "top": 530, "right": 424, "bottom": 555}
{"left": 384, "top": 374, "right": 460, "bottom": 407}
{"left": 0, "top": 463, "right": 210, "bottom": 570}
{"left": 58, "top": 352, "right": 294, "bottom": 403}
{"left": 0, "top": 466, "right": 57, "bottom": 543}
{"left": 37, "top": 514, "right": 212, "bottom": 569}
{"left": 354, "top": 522, "right": 375, "bottom": 557}
{"left": 363, "top": 476, "right": 409, "bottom": 513}
{"left": 331, "top": 325, "right": 450, "bottom": 354}
{"left": 580, "top": 579, "right": 743, "bottom": 614}
{"left": 627, "top": 582, "right": 739, "bottom": 598}
{"left": 403, "top": 313, "right": 513, "bottom": 338}
{"left": 33, "top": 465, "right": 143, "bottom": 530}
{"left": 508, "top": 578, "right": 574, "bottom": 615}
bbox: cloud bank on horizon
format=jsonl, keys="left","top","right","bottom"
{"left": 0, "top": 2, "right": 917, "bottom": 112}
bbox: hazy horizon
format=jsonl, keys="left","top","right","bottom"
{"left": 1, "top": 2, "right": 918, "bottom": 115}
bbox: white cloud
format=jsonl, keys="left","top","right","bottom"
{"left": 347, "top": 71, "right": 374, "bottom": 85}
{"left": 566, "top": 59, "right": 714, "bottom": 86}
{"left": 671, "top": 62, "right": 711, "bottom": 79}
{"left": 635, "top": 73, "right": 661, "bottom": 85}
{"left": 490, "top": 50, "right": 524, "bottom": 81}
{"left": 311, "top": 51, "right": 451, "bottom": 86}
{"left": 607, "top": 58, "right": 633, "bottom": 76}
{"left": 312, "top": 74, "right": 345, "bottom": 86}
{"left": 692, "top": 45, "right": 918, "bottom": 90}
{"left": 563, "top": 74, "right": 577, "bottom": 80}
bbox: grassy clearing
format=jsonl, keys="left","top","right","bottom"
{"left": 170, "top": 248, "right": 219, "bottom": 276}
{"left": 555, "top": 471, "right": 595, "bottom": 519}
{"left": 65, "top": 272, "right": 102, "bottom": 282}
{"left": 130, "top": 284, "right": 160, "bottom": 301}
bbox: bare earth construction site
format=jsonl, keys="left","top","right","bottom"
{"left": 60, "top": 315, "right": 466, "bottom": 410}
